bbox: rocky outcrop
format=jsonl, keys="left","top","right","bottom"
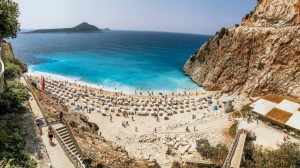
{"left": 184, "top": 0, "right": 300, "bottom": 98}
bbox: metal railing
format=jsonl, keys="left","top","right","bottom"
{"left": 23, "top": 76, "right": 85, "bottom": 168}
{"left": 223, "top": 130, "right": 242, "bottom": 168}
{"left": 25, "top": 76, "right": 112, "bottom": 168}
{"left": 54, "top": 127, "right": 85, "bottom": 168}
{"left": 0, "top": 43, "right": 4, "bottom": 93}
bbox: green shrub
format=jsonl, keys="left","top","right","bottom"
{"left": 257, "top": 61, "right": 265, "bottom": 70}
{"left": 0, "top": 80, "right": 29, "bottom": 114}
{"left": 4, "top": 62, "right": 22, "bottom": 79}
{"left": 80, "top": 116, "right": 99, "bottom": 132}
{"left": 196, "top": 138, "right": 228, "bottom": 165}
{"left": 243, "top": 141, "right": 300, "bottom": 168}
{"left": 219, "top": 27, "right": 227, "bottom": 39}
{"left": 244, "top": 13, "right": 250, "bottom": 20}
{"left": 196, "top": 138, "right": 216, "bottom": 159}
{"left": 12, "top": 58, "right": 28, "bottom": 73}
{"left": 241, "top": 105, "right": 252, "bottom": 117}
{"left": 0, "top": 115, "right": 37, "bottom": 167}
{"left": 189, "top": 55, "right": 196, "bottom": 62}
{"left": 2, "top": 43, "right": 15, "bottom": 63}
{"left": 229, "top": 121, "right": 238, "bottom": 138}
{"left": 2, "top": 43, "right": 27, "bottom": 76}
{"left": 171, "top": 161, "right": 181, "bottom": 168}
{"left": 30, "top": 81, "right": 37, "bottom": 88}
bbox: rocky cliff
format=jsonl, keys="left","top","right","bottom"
{"left": 184, "top": 0, "right": 300, "bottom": 98}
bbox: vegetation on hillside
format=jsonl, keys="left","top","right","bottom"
{"left": 0, "top": 114, "right": 36, "bottom": 168}
{"left": 243, "top": 141, "right": 300, "bottom": 167}
{"left": 196, "top": 138, "right": 228, "bottom": 166}
{"left": 228, "top": 121, "right": 238, "bottom": 138}
{"left": 0, "top": 42, "right": 36, "bottom": 168}
{"left": 2, "top": 43, "right": 28, "bottom": 74}
{"left": 0, "top": 0, "right": 36, "bottom": 166}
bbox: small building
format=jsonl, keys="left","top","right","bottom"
{"left": 250, "top": 94, "right": 300, "bottom": 130}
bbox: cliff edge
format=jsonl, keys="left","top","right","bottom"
{"left": 184, "top": 0, "right": 300, "bottom": 98}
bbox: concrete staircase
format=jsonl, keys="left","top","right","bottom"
{"left": 52, "top": 124, "right": 85, "bottom": 168}
{"left": 223, "top": 130, "right": 247, "bottom": 168}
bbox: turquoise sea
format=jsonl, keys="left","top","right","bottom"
{"left": 9, "top": 31, "right": 210, "bottom": 93}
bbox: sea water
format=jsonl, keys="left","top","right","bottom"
{"left": 8, "top": 31, "right": 210, "bottom": 93}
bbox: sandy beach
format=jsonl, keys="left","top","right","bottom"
{"left": 25, "top": 72, "right": 250, "bottom": 167}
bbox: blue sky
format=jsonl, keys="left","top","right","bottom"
{"left": 15, "top": 0, "right": 256, "bottom": 34}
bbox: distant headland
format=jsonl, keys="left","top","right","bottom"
{"left": 26, "top": 22, "right": 109, "bottom": 33}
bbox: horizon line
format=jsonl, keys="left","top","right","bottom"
{"left": 19, "top": 28, "right": 213, "bottom": 36}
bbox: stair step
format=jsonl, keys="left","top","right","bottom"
{"left": 61, "top": 134, "right": 70, "bottom": 139}
{"left": 72, "top": 154, "right": 80, "bottom": 159}
{"left": 57, "top": 128, "right": 68, "bottom": 134}
{"left": 67, "top": 142, "right": 74, "bottom": 148}
{"left": 71, "top": 146, "right": 77, "bottom": 150}
{"left": 62, "top": 136, "right": 71, "bottom": 141}
{"left": 58, "top": 131, "right": 69, "bottom": 137}
{"left": 56, "top": 126, "right": 67, "bottom": 131}
{"left": 65, "top": 139, "right": 73, "bottom": 144}
{"left": 71, "top": 149, "right": 77, "bottom": 154}
{"left": 69, "top": 145, "right": 76, "bottom": 150}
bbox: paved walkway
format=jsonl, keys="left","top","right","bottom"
{"left": 239, "top": 120, "right": 299, "bottom": 149}
{"left": 230, "top": 133, "right": 247, "bottom": 168}
{"left": 41, "top": 126, "right": 74, "bottom": 168}
{"left": 21, "top": 76, "right": 74, "bottom": 168}
{"left": 20, "top": 77, "right": 43, "bottom": 119}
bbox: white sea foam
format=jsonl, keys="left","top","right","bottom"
{"left": 26, "top": 68, "right": 203, "bottom": 96}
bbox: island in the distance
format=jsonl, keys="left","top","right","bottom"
{"left": 26, "top": 22, "right": 109, "bottom": 33}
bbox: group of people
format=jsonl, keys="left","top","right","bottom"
{"left": 41, "top": 78, "right": 225, "bottom": 118}
{"left": 35, "top": 111, "right": 65, "bottom": 146}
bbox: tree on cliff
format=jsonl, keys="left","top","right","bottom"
{"left": 0, "top": 0, "right": 20, "bottom": 39}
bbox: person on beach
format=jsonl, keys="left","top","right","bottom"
{"left": 59, "top": 111, "right": 63, "bottom": 122}
{"left": 36, "top": 119, "right": 43, "bottom": 135}
{"left": 110, "top": 115, "right": 113, "bottom": 122}
{"left": 132, "top": 116, "right": 134, "bottom": 121}
{"left": 154, "top": 128, "right": 157, "bottom": 133}
{"left": 135, "top": 126, "right": 138, "bottom": 132}
{"left": 186, "top": 126, "right": 190, "bottom": 132}
{"left": 192, "top": 114, "right": 196, "bottom": 119}
{"left": 48, "top": 127, "right": 54, "bottom": 145}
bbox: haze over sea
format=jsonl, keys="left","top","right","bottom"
{"left": 9, "top": 31, "right": 210, "bottom": 93}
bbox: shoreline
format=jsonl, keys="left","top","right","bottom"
{"left": 26, "top": 70, "right": 205, "bottom": 96}
{"left": 26, "top": 74, "right": 241, "bottom": 167}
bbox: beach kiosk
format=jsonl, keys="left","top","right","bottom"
{"left": 250, "top": 94, "right": 300, "bottom": 131}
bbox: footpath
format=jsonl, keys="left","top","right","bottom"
{"left": 21, "top": 76, "right": 75, "bottom": 168}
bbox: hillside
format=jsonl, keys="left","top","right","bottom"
{"left": 184, "top": 0, "right": 300, "bottom": 98}
{"left": 27, "top": 22, "right": 102, "bottom": 33}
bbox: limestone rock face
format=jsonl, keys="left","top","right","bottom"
{"left": 184, "top": 0, "right": 300, "bottom": 98}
